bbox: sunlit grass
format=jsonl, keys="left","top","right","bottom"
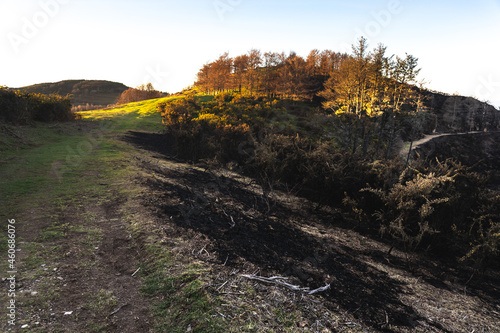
{"left": 78, "top": 96, "right": 176, "bottom": 120}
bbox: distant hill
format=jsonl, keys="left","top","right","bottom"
{"left": 18, "top": 80, "right": 129, "bottom": 106}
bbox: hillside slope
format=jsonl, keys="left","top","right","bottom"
{"left": 421, "top": 90, "right": 500, "bottom": 133}
{"left": 1, "top": 97, "right": 499, "bottom": 332}
{"left": 18, "top": 80, "right": 129, "bottom": 106}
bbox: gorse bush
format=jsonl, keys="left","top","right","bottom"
{"left": 366, "top": 171, "right": 454, "bottom": 252}
{"left": 160, "top": 93, "right": 500, "bottom": 268}
{"left": 461, "top": 191, "right": 500, "bottom": 267}
{"left": 355, "top": 159, "right": 500, "bottom": 266}
{"left": 159, "top": 95, "right": 253, "bottom": 163}
{"left": 0, "top": 86, "right": 74, "bottom": 124}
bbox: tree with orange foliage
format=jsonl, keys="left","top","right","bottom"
{"left": 117, "top": 83, "right": 162, "bottom": 104}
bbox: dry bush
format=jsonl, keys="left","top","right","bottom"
{"left": 159, "top": 96, "right": 253, "bottom": 163}
{"left": 356, "top": 158, "right": 500, "bottom": 268}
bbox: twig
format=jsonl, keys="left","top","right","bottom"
{"left": 308, "top": 284, "right": 331, "bottom": 295}
{"left": 217, "top": 280, "right": 229, "bottom": 292}
{"left": 229, "top": 215, "right": 235, "bottom": 228}
{"left": 131, "top": 267, "right": 141, "bottom": 277}
{"left": 109, "top": 303, "right": 128, "bottom": 316}
{"left": 198, "top": 245, "right": 207, "bottom": 255}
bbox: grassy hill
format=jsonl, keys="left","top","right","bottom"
{"left": 18, "top": 80, "right": 129, "bottom": 106}
{"left": 1, "top": 94, "right": 499, "bottom": 332}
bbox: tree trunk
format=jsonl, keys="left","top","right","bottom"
{"left": 385, "top": 113, "right": 396, "bottom": 160}
{"left": 362, "top": 119, "right": 369, "bottom": 158}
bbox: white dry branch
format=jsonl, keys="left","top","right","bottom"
{"left": 131, "top": 267, "right": 141, "bottom": 277}
{"left": 240, "top": 274, "right": 330, "bottom": 295}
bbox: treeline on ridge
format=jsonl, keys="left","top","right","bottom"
{"left": 196, "top": 48, "right": 346, "bottom": 100}
{"left": 196, "top": 38, "right": 431, "bottom": 159}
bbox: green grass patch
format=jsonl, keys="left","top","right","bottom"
{"left": 84, "top": 289, "right": 119, "bottom": 313}
{"left": 39, "top": 222, "right": 69, "bottom": 241}
{"left": 140, "top": 245, "right": 225, "bottom": 333}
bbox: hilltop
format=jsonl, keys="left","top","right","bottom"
{"left": 17, "top": 80, "right": 129, "bottom": 107}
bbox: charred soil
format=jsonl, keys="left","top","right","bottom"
{"left": 124, "top": 130, "right": 500, "bottom": 332}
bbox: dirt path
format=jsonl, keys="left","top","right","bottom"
{"left": 50, "top": 194, "right": 154, "bottom": 332}
{"left": 1, "top": 121, "right": 159, "bottom": 332}
{"left": 401, "top": 131, "right": 486, "bottom": 156}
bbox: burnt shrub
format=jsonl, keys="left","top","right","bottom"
{"left": 356, "top": 158, "right": 500, "bottom": 266}
{"left": 159, "top": 94, "right": 500, "bottom": 267}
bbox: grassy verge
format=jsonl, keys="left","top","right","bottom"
{"left": 0, "top": 97, "right": 230, "bottom": 331}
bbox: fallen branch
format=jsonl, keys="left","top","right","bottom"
{"left": 109, "top": 303, "right": 128, "bottom": 316}
{"left": 240, "top": 274, "right": 330, "bottom": 295}
{"left": 308, "top": 284, "right": 331, "bottom": 295}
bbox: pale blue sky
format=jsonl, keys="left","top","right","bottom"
{"left": 1, "top": 0, "right": 499, "bottom": 106}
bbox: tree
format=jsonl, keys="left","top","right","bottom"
{"left": 381, "top": 53, "right": 423, "bottom": 159}
{"left": 319, "top": 38, "right": 424, "bottom": 158}
{"left": 320, "top": 38, "right": 374, "bottom": 153}
{"left": 262, "top": 52, "right": 281, "bottom": 98}
{"left": 233, "top": 54, "right": 249, "bottom": 93}
{"left": 117, "top": 83, "right": 162, "bottom": 104}
{"left": 245, "top": 49, "right": 262, "bottom": 95}
{"left": 196, "top": 63, "right": 213, "bottom": 94}
{"left": 212, "top": 53, "right": 233, "bottom": 93}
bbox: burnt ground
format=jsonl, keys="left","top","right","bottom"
{"left": 123, "top": 130, "right": 500, "bottom": 332}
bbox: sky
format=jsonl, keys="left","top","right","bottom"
{"left": 1, "top": 0, "right": 499, "bottom": 107}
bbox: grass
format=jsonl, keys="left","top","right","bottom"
{"left": 0, "top": 96, "right": 234, "bottom": 332}
{"left": 140, "top": 245, "right": 224, "bottom": 333}
{"left": 39, "top": 222, "right": 69, "bottom": 241}
{"left": 84, "top": 289, "right": 119, "bottom": 313}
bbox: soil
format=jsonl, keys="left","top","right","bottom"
{"left": 123, "top": 130, "right": 500, "bottom": 332}
{"left": 5, "top": 127, "right": 500, "bottom": 332}
{"left": 9, "top": 189, "right": 155, "bottom": 332}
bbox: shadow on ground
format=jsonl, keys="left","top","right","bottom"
{"left": 123, "top": 130, "right": 500, "bottom": 332}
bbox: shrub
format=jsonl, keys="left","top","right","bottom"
{"left": 461, "top": 191, "right": 500, "bottom": 267}
{"left": 366, "top": 171, "right": 454, "bottom": 252}
{"left": 356, "top": 158, "right": 500, "bottom": 267}
{"left": 0, "top": 87, "right": 74, "bottom": 124}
